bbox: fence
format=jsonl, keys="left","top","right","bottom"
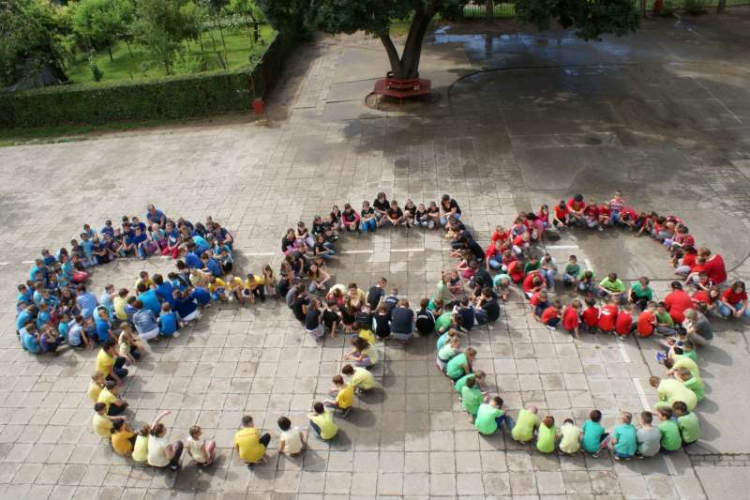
{"left": 461, "top": 0, "right": 749, "bottom": 18}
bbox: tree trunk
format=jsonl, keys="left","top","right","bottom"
{"left": 125, "top": 40, "right": 133, "bottom": 57}
{"left": 107, "top": 45, "right": 114, "bottom": 61}
{"left": 717, "top": 0, "right": 726, "bottom": 12}
{"left": 485, "top": 0, "right": 494, "bottom": 20}
{"left": 214, "top": 16, "right": 227, "bottom": 51}
{"left": 378, "top": 10, "right": 435, "bottom": 80}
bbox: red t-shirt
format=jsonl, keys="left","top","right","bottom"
{"left": 683, "top": 234, "right": 695, "bottom": 247}
{"left": 583, "top": 205, "right": 599, "bottom": 218}
{"left": 691, "top": 290, "right": 709, "bottom": 305}
{"left": 703, "top": 255, "right": 727, "bottom": 284}
{"left": 620, "top": 207, "right": 636, "bottom": 219}
{"left": 523, "top": 273, "right": 538, "bottom": 293}
{"left": 485, "top": 243, "right": 501, "bottom": 260}
{"left": 582, "top": 306, "right": 599, "bottom": 327}
{"left": 637, "top": 310, "right": 655, "bottom": 337}
{"left": 508, "top": 261, "right": 524, "bottom": 283}
{"left": 723, "top": 288, "right": 748, "bottom": 305}
{"left": 529, "top": 292, "right": 543, "bottom": 307}
{"left": 615, "top": 311, "right": 633, "bottom": 336}
{"left": 682, "top": 253, "right": 697, "bottom": 268}
{"left": 567, "top": 198, "right": 585, "bottom": 212}
{"left": 599, "top": 205, "right": 611, "bottom": 217}
{"left": 491, "top": 230, "right": 508, "bottom": 243}
{"left": 664, "top": 290, "right": 693, "bottom": 323}
{"left": 512, "top": 234, "right": 526, "bottom": 247}
{"left": 554, "top": 205, "right": 568, "bottom": 219}
{"left": 562, "top": 307, "right": 579, "bottom": 330}
{"left": 541, "top": 307, "right": 559, "bottom": 325}
{"left": 598, "top": 304, "right": 618, "bottom": 331}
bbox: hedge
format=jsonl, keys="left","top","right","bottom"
{"left": 0, "top": 32, "right": 293, "bottom": 129}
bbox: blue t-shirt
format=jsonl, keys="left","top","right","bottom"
{"left": 16, "top": 310, "right": 33, "bottom": 330}
{"left": 133, "top": 310, "right": 158, "bottom": 335}
{"left": 185, "top": 252, "right": 202, "bottom": 269}
{"left": 138, "top": 290, "right": 161, "bottom": 316}
{"left": 581, "top": 420, "right": 606, "bottom": 453}
{"left": 95, "top": 319, "right": 111, "bottom": 343}
{"left": 173, "top": 296, "right": 198, "bottom": 319}
{"left": 147, "top": 209, "right": 166, "bottom": 225}
{"left": 132, "top": 233, "right": 147, "bottom": 245}
{"left": 205, "top": 258, "right": 222, "bottom": 277}
{"left": 613, "top": 424, "right": 638, "bottom": 456}
{"left": 42, "top": 255, "right": 57, "bottom": 266}
{"left": 76, "top": 292, "right": 98, "bottom": 319}
{"left": 58, "top": 321, "right": 70, "bottom": 340}
{"left": 36, "top": 311, "right": 51, "bottom": 329}
{"left": 156, "top": 283, "right": 175, "bottom": 306}
{"left": 68, "top": 324, "right": 82, "bottom": 345}
{"left": 17, "top": 291, "right": 32, "bottom": 305}
{"left": 159, "top": 312, "right": 178, "bottom": 336}
{"left": 166, "top": 230, "right": 180, "bottom": 246}
{"left": 29, "top": 265, "right": 44, "bottom": 282}
{"left": 81, "top": 240, "right": 94, "bottom": 257}
{"left": 193, "top": 236, "right": 210, "bottom": 256}
{"left": 21, "top": 331, "right": 41, "bottom": 354}
{"left": 101, "top": 225, "right": 115, "bottom": 237}
{"left": 191, "top": 287, "right": 211, "bottom": 306}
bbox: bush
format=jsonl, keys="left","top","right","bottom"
{"left": 683, "top": 0, "right": 708, "bottom": 15}
{"left": 0, "top": 31, "right": 293, "bottom": 129}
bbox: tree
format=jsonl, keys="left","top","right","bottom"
{"left": 228, "top": 0, "right": 265, "bottom": 44}
{"left": 264, "top": 0, "right": 639, "bottom": 81}
{"left": 131, "top": 0, "right": 198, "bottom": 75}
{"left": 0, "top": 0, "right": 69, "bottom": 88}
{"left": 73, "top": 0, "right": 134, "bottom": 61}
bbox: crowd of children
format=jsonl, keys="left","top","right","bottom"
{"left": 15, "top": 190, "right": 736, "bottom": 466}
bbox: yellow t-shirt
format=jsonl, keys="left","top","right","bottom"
{"left": 132, "top": 435, "right": 149, "bottom": 462}
{"left": 97, "top": 388, "right": 118, "bottom": 412}
{"left": 93, "top": 413, "right": 112, "bottom": 437}
{"left": 245, "top": 276, "right": 265, "bottom": 288}
{"left": 113, "top": 296, "right": 128, "bottom": 321}
{"left": 350, "top": 367, "right": 374, "bottom": 390}
{"left": 88, "top": 381, "right": 103, "bottom": 402}
{"left": 359, "top": 328, "right": 376, "bottom": 346}
{"left": 311, "top": 410, "right": 338, "bottom": 440}
{"left": 208, "top": 279, "right": 227, "bottom": 293}
{"left": 111, "top": 429, "right": 135, "bottom": 456}
{"left": 135, "top": 278, "right": 155, "bottom": 289}
{"left": 362, "top": 346, "right": 378, "bottom": 365}
{"left": 335, "top": 385, "right": 354, "bottom": 409}
{"left": 674, "top": 355, "right": 700, "bottom": 378}
{"left": 95, "top": 350, "right": 115, "bottom": 376}
{"left": 234, "top": 427, "right": 266, "bottom": 464}
{"left": 227, "top": 277, "right": 244, "bottom": 292}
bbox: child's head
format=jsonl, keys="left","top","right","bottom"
{"left": 657, "top": 302, "right": 667, "bottom": 313}
{"left": 589, "top": 410, "right": 602, "bottom": 423}
{"left": 390, "top": 287, "right": 399, "bottom": 296}
{"left": 649, "top": 376, "right": 661, "bottom": 388}
{"left": 641, "top": 411, "right": 653, "bottom": 425}
{"left": 332, "top": 375, "right": 345, "bottom": 387}
{"left": 542, "top": 415, "right": 555, "bottom": 428}
{"left": 474, "top": 370, "right": 486, "bottom": 383}
{"left": 621, "top": 412, "right": 633, "bottom": 425}
{"left": 278, "top": 416, "right": 292, "bottom": 431}
{"left": 568, "top": 255, "right": 577, "bottom": 264}
{"left": 161, "top": 302, "right": 171, "bottom": 313}
{"left": 675, "top": 367, "right": 692, "bottom": 382}
{"left": 658, "top": 408, "right": 673, "bottom": 421}
{"left": 528, "top": 405, "right": 538, "bottom": 414}
{"left": 241, "top": 415, "right": 254, "bottom": 427}
{"left": 92, "top": 372, "right": 105, "bottom": 384}
{"left": 313, "top": 402, "right": 325, "bottom": 415}
{"left": 94, "top": 402, "right": 106, "bottom": 415}
{"left": 672, "top": 401, "right": 688, "bottom": 416}
{"left": 189, "top": 426, "right": 202, "bottom": 439}
{"left": 378, "top": 277, "right": 388, "bottom": 288}
{"left": 490, "top": 396, "right": 503, "bottom": 408}
{"left": 465, "top": 377, "right": 476, "bottom": 389}
{"left": 341, "top": 364, "right": 354, "bottom": 376}
{"left": 571, "top": 299, "right": 582, "bottom": 310}
{"left": 564, "top": 418, "right": 574, "bottom": 426}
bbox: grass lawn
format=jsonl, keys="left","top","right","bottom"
{"left": 66, "top": 25, "right": 276, "bottom": 85}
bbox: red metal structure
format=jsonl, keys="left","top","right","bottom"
{"left": 373, "top": 75, "right": 432, "bottom": 104}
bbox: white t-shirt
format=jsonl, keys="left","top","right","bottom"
{"left": 147, "top": 435, "right": 169, "bottom": 467}
{"left": 187, "top": 436, "right": 208, "bottom": 463}
{"left": 280, "top": 427, "right": 303, "bottom": 454}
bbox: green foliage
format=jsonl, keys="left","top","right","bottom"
{"left": 131, "top": 0, "right": 203, "bottom": 75}
{"left": 73, "top": 0, "right": 134, "bottom": 58}
{"left": 88, "top": 52, "right": 104, "bottom": 81}
{"left": 0, "top": 0, "right": 70, "bottom": 87}
{"left": 683, "top": 0, "right": 708, "bottom": 14}
{"left": 514, "top": 0, "right": 640, "bottom": 41}
{"left": 255, "top": 0, "right": 313, "bottom": 37}
{"left": 0, "top": 31, "right": 295, "bottom": 129}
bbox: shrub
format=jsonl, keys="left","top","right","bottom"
{"left": 0, "top": 32, "right": 293, "bottom": 129}
{"left": 683, "top": 0, "right": 708, "bottom": 15}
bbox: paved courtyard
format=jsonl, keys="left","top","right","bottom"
{"left": 2, "top": 8, "right": 750, "bottom": 500}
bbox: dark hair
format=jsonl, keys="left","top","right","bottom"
{"left": 590, "top": 410, "right": 602, "bottom": 422}
{"left": 641, "top": 411, "right": 653, "bottom": 424}
{"left": 342, "top": 365, "right": 354, "bottom": 375}
{"left": 103, "top": 339, "right": 117, "bottom": 350}
{"left": 111, "top": 420, "right": 126, "bottom": 433}
{"left": 574, "top": 194, "right": 583, "bottom": 202}
{"left": 313, "top": 402, "right": 324, "bottom": 414}
{"left": 492, "top": 397, "right": 503, "bottom": 407}
{"left": 241, "top": 415, "right": 254, "bottom": 427}
{"left": 150, "top": 423, "right": 165, "bottom": 436}
{"left": 659, "top": 408, "right": 674, "bottom": 419}
{"left": 277, "top": 416, "right": 291, "bottom": 431}
{"left": 672, "top": 401, "right": 688, "bottom": 414}
{"left": 94, "top": 402, "right": 106, "bottom": 412}
{"left": 671, "top": 281, "right": 683, "bottom": 290}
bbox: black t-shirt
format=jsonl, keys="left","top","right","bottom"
{"left": 416, "top": 309, "right": 436, "bottom": 335}
{"left": 293, "top": 297, "right": 309, "bottom": 322}
{"left": 467, "top": 239, "right": 485, "bottom": 261}
{"left": 323, "top": 309, "right": 340, "bottom": 329}
{"left": 390, "top": 307, "right": 414, "bottom": 334}
{"left": 361, "top": 207, "right": 375, "bottom": 219}
{"left": 442, "top": 198, "right": 461, "bottom": 214}
{"left": 457, "top": 307, "right": 475, "bottom": 330}
{"left": 367, "top": 286, "right": 384, "bottom": 310}
{"left": 416, "top": 209, "right": 427, "bottom": 220}
{"left": 343, "top": 210, "right": 357, "bottom": 222}
{"left": 304, "top": 308, "right": 320, "bottom": 330}
{"left": 374, "top": 312, "right": 391, "bottom": 338}
{"left": 482, "top": 297, "right": 500, "bottom": 322}
{"left": 312, "top": 222, "right": 330, "bottom": 235}
{"left": 387, "top": 207, "right": 404, "bottom": 219}
{"left": 374, "top": 199, "right": 390, "bottom": 212}
{"left": 426, "top": 205, "right": 439, "bottom": 215}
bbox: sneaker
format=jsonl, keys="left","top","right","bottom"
{"left": 655, "top": 352, "right": 666, "bottom": 363}
{"left": 173, "top": 332, "right": 181, "bottom": 338}
{"left": 597, "top": 226, "right": 604, "bottom": 232}
{"left": 546, "top": 325, "right": 557, "bottom": 332}
{"left": 614, "top": 455, "right": 620, "bottom": 461}
{"left": 592, "top": 453, "right": 600, "bottom": 458}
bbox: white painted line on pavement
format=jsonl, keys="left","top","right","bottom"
{"left": 341, "top": 249, "right": 374, "bottom": 255}
{"left": 633, "top": 377, "right": 650, "bottom": 411}
{"left": 22, "top": 260, "right": 35, "bottom": 264}
{"left": 391, "top": 248, "right": 425, "bottom": 253}
{"left": 243, "top": 252, "right": 276, "bottom": 257}
{"left": 545, "top": 245, "right": 580, "bottom": 250}
{"left": 618, "top": 341, "right": 631, "bottom": 363}
{"left": 0, "top": 262, "right": 8, "bottom": 266}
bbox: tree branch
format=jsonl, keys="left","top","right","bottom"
{"left": 378, "top": 33, "right": 402, "bottom": 77}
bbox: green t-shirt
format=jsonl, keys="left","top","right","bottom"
{"left": 446, "top": 353, "right": 468, "bottom": 380}
{"left": 461, "top": 386, "right": 483, "bottom": 416}
{"left": 600, "top": 278, "right": 625, "bottom": 293}
{"left": 613, "top": 424, "right": 638, "bottom": 456}
{"left": 659, "top": 420, "right": 682, "bottom": 451}
{"left": 435, "top": 312, "right": 452, "bottom": 333}
{"left": 454, "top": 373, "right": 476, "bottom": 394}
{"left": 564, "top": 263, "right": 581, "bottom": 277}
{"left": 682, "top": 349, "right": 698, "bottom": 364}
{"left": 433, "top": 282, "right": 451, "bottom": 304}
{"left": 581, "top": 420, "right": 606, "bottom": 453}
{"left": 656, "top": 311, "right": 675, "bottom": 326}
{"left": 524, "top": 261, "right": 540, "bottom": 274}
{"left": 559, "top": 423, "right": 581, "bottom": 454}
{"left": 438, "top": 343, "right": 456, "bottom": 362}
{"left": 678, "top": 412, "right": 701, "bottom": 443}
{"left": 493, "top": 274, "right": 511, "bottom": 288}
{"left": 475, "top": 403, "right": 502, "bottom": 435}
{"left": 683, "top": 376, "right": 705, "bottom": 401}
{"left": 511, "top": 409, "right": 539, "bottom": 442}
{"left": 630, "top": 282, "right": 653, "bottom": 301}
{"left": 536, "top": 424, "right": 556, "bottom": 453}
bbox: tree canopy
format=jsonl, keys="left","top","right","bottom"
{"left": 73, "top": 0, "right": 134, "bottom": 60}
